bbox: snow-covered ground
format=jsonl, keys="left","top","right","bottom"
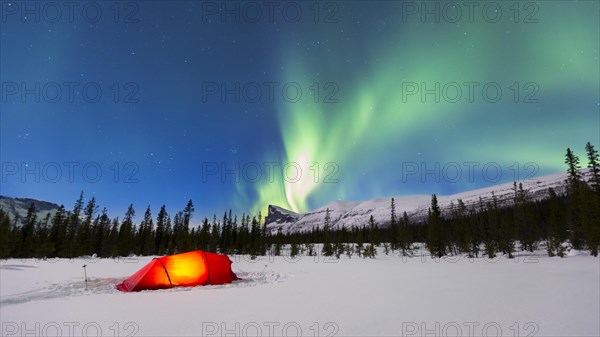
{"left": 1, "top": 248, "right": 598, "bottom": 336}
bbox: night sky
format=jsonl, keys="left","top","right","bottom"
{"left": 1, "top": 1, "right": 598, "bottom": 220}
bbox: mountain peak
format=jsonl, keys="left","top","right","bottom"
{"left": 264, "top": 205, "right": 300, "bottom": 229}
{"left": 0, "top": 195, "right": 61, "bottom": 226}
{"left": 265, "top": 169, "right": 590, "bottom": 234}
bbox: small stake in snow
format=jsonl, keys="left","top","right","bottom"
{"left": 82, "top": 264, "right": 88, "bottom": 289}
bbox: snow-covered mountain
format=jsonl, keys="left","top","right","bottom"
{"left": 0, "top": 195, "right": 61, "bottom": 226}
{"left": 265, "top": 169, "right": 592, "bottom": 234}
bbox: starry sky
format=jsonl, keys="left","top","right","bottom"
{"left": 1, "top": 1, "right": 598, "bottom": 220}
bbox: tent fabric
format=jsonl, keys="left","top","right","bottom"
{"left": 116, "top": 250, "right": 238, "bottom": 292}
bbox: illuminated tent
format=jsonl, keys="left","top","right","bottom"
{"left": 116, "top": 250, "right": 238, "bottom": 292}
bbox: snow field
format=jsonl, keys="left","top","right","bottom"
{"left": 1, "top": 248, "right": 598, "bottom": 336}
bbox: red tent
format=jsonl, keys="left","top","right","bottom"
{"left": 116, "top": 250, "right": 238, "bottom": 292}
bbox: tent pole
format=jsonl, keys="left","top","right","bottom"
{"left": 82, "top": 264, "right": 88, "bottom": 290}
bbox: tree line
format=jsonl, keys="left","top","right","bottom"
{"left": 0, "top": 197, "right": 271, "bottom": 259}
{"left": 1, "top": 142, "right": 598, "bottom": 259}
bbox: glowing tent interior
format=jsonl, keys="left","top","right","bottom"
{"left": 116, "top": 250, "right": 238, "bottom": 292}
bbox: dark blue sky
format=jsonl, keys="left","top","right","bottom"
{"left": 1, "top": 1, "right": 598, "bottom": 221}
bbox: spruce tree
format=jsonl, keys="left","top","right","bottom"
{"left": 19, "top": 203, "right": 37, "bottom": 258}
{"left": 334, "top": 239, "right": 344, "bottom": 259}
{"left": 199, "top": 218, "right": 211, "bottom": 252}
{"left": 324, "top": 208, "right": 332, "bottom": 231}
{"left": 321, "top": 208, "right": 334, "bottom": 256}
{"left": 273, "top": 227, "right": 282, "bottom": 256}
{"left": 306, "top": 242, "right": 315, "bottom": 256}
{"left": 290, "top": 239, "right": 299, "bottom": 258}
{"left": 66, "top": 191, "right": 84, "bottom": 257}
{"left": 172, "top": 212, "right": 184, "bottom": 253}
{"left": 476, "top": 197, "right": 496, "bottom": 259}
{"left": 321, "top": 237, "right": 334, "bottom": 257}
{"left": 390, "top": 198, "right": 398, "bottom": 250}
{"left": 236, "top": 214, "right": 248, "bottom": 254}
{"left": 0, "top": 210, "right": 12, "bottom": 258}
{"left": 565, "top": 148, "right": 582, "bottom": 186}
{"left": 427, "top": 194, "right": 446, "bottom": 258}
{"left": 547, "top": 188, "right": 567, "bottom": 257}
{"left": 453, "top": 199, "right": 469, "bottom": 254}
{"left": 390, "top": 198, "right": 397, "bottom": 225}
{"left": 585, "top": 142, "right": 600, "bottom": 194}
{"left": 155, "top": 205, "right": 168, "bottom": 254}
{"left": 583, "top": 192, "right": 600, "bottom": 256}
{"left": 34, "top": 213, "right": 52, "bottom": 258}
{"left": 140, "top": 206, "right": 155, "bottom": 255}
{"left": 446, "top": 201, "right": 458, "bottom": 255}
{"left": 258, "top": 211, "right": 268, "bottom": 256}
{"left": 108, "top": 217, "right": 120, "bottom": 256}
{"left": 367, "top": 215, "right": 380, "bottom": 246}
{"left": 231, "top": 214, "right": 239, "bottom": 253}
{"left": 355, "top": 226, "right": 364, "bottom": 257}
{"left": 49, "top": 205, "right": 67, "bottom": 257}
{"left": 514, "top": 182, "right": 537, "bottom": 252}
{"left": 78, "top": 197, "right": 97, "bottom": 256}
{"left": 250, "top": 215, "right": 260, "bottom": 258}
{"left": 181, "top": 200, "right": 194, "bottom": 251}
{"left": 564, "top": 148, "right": 584, "bottom": 249}
{"left": 468, "top": 208, "right": 482, "bottom": 258}
{"left": 95, "top": 208, "right": 111, "bottom": 256}
{"left": 363, "top": 243, "right": 377, "bottom": 258}
{"left": 398, "top": 211, "right": 413, "bottom": 256}
{"left": 344, "top": 243, "right": 353, "bottom": 258}
{"left": 583, "top": 142, "right": 600, "bottom": 256}
{"left": 492, "top": 192, "right": 514, "bottom": 258}
{"left": 483, "top": 198, "right": 499, "bottom": 258}
{"left": 220, "top": 211, "right": 230, "bottom": 254}
{"left": 118, "top": 204, "right": 135, "bottom": 256}
{"left": 89, "top": 214, "right": 100, "bottom": 256}
{"left": 164, "top": 215, "right": 173, "bottom": 254}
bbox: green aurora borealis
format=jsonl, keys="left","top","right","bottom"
{"left": 1, "top": 1, "right": 598, "bottom": 218}
{"left": 250, "top": 1, "right": 599, "bottom": 214}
